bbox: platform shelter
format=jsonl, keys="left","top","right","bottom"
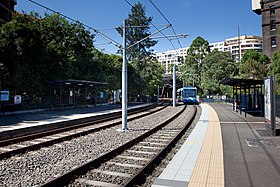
{"left": 49, "top": 79, "right": 107, "bottom": 109}
{"left": 220, "top": 77, "right": 264, "bottom": 117}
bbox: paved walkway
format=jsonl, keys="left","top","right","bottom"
{"left": 210, "top": 103, "right": 280, "bottom": 187}
{"left": 153, "top": 103, "right": 280, "bottom": 187}
{"left": 188, "top": 104, "right": 224, "bottom": 187}
{"left": 153, "top": 103, "right": 224, "bottom": 186}
{"left": 0, "top": 103, "right": 148, "bottom": 132}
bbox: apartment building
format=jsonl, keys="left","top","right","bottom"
{"left": 0, "top": 0, "right": 17, "bottom": 23}
{"left": 252, "top": 0, "right": 280, "bottom": 57}
{"left": 223, "top": 35, "right": 262, "bottom": 61}
{"left": 155, "top": 47, "right": 189, "bottom": 74}
{"left": 156, "top": 35, "right": 262, "bottom": 73}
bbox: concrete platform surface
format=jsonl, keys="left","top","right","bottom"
{"left": 0, "top": 103, "right": 149, "bottom": 133}
{"left": 153, "top": 103, "right": 280, "bottom": 187}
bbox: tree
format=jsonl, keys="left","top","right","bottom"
{"left": 201, "top": 50, "right": 237, "bottom": 96}
{"left": 239, "top": 49, "right": 270, "bottom": 79}
{"left": 116, "top": 1, "right": 163, "bottom": 100}
{"left": 180, "top": 36, "right": 210, "bottom": 94}
{"left": 0, "top": 12, "right": 95, "bottom": 97}
{"left": 116, "top": 1, "right": 157, "bottom": 62}
{"left": 269, "top": 51, "right": 280, "bottom": 94}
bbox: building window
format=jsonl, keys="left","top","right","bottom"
{"left": 270, "top": 5, "right": 276, "bottom": 15}
{"left": 271, "top": 20, "right": 276, "bottom": 31}
{"left": 271, "top": 36, "right": 277, "bottom": 47}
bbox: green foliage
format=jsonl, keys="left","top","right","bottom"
{"left": 180, "top": 36, "right": 210, "bottom": 93}
{"left": 201, "top": 50, "right": 237, "bottom": 96}
{"left": 269, "top": 51, "right": 280, "bottom": 94}
{"left": 92, "top": 50, "right": 123, "bottom": 91}
{"left": 239, "top": 49, "right": 270, "bottom": 79}
{"left": 116, "top": 1, "right": 162, "bottom": 98}
{"left": 116, "top": 1, "right": 157, "bottom": 62}
{"left": 0, "top": 12, "right": 95, "bottom": 95}
{"left": 0, "top": 9, "right": 162, "bottom": 103}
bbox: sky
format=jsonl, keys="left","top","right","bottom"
{"left": 15, "top": 0, "right": 262, "bottom": 54}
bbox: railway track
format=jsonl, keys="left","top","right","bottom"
{"left": 41, "top": 105, "right": 197, "bottom": 187}
{"left": 0, "top": 103, "right": 168, "bottom": 160}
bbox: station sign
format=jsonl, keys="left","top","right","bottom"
{"left": 14, "top": 95, "right": 22, "bottom": 104}
{"left": 0, "top": 91, "right": 9, "bottom": 101}
{"left": 264, "top": 77, "right": 276, "bottom": 136}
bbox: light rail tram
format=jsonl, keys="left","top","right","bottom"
{"left": 177, "top": 86, "right": 199, "bottom": 104}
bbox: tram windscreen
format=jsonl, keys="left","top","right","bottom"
{"left": 184, "top": 89, "right": 196, "bottom": 97}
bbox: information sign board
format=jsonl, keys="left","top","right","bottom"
{"left": 0, "top": 91, "right": 9, "bottom": 101}
{"left": 14, "top": 95, "right": 22, "bottom": 104}
{"left": 264, "top": 77, "right": 276, "bottom": 135}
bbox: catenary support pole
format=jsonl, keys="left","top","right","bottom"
{"left": 173, "top": 65, "right": 176, "bottom": 107}
{"left": 122, "top": 20, "right": 128, "bottom": 130}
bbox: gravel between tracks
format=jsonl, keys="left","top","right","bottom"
{"left": 139, "top": 105, "right": 202, "bottom": 187}
{"left": 0, "top": 105, "right": 193, "bottom": 187}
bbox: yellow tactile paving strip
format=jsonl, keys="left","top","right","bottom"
{"left": 188, "top": 104, "right": 224, "bottom": 187}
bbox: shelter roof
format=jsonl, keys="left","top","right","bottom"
{"left": 49, "top": 79, "right": 108, "bottom": 86}
{"left": 220, "top": 77, "right": 263, "bottom": 87}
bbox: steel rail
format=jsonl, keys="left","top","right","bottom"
{"left": 123, "top": 105, "right": 197, "bottom": 186}
{"left": 0, "top": 103, "right": 168, "bottom": 160}
{"left": 0, "top": 103, "right": 160, "bottom": 147}
{"left": 40, "top": 105, "right": 196, "bottom": 187}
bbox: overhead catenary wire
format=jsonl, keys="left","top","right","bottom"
{"left": 2, "top": 1, "right": 118, "bottom": 56}
{"left": 95, "top": 46, "right": 116, "bottom": 55}
{"left": 124, "top": 0, "right": 177, "bottom": 50}
{"left": 127, "top": 24, "right": 171, "bottom": 49}
{"left": 148, "top": 0, "right": 183, "bottom": 49}
{"left": 0, "top": 2, "right": 12, "bottom": 13}
{"left": 27, "top": 0, "right": 122, "bottom": 49}
{"left": 0, "top": 3, "right": 9, "bottom": 24}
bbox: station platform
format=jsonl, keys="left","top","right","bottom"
{"left": 0, "top": 103, "right": 150, "bottom": 135}
{"left": 153, "top": 103, "right": 280, "bottom": 187}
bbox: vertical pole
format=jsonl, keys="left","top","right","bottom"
{"left": 173, "top": 65, "right": 176, "bottom": 107}
{"left": 59, "top": 84, "right": 62, "bottom": 111}
{"left": 232, "top": 85, "right": 235, "bottom": 111}
{"left": 239, "top": 86, "right": 242, "bottom": 114}
{"left": 166, "top": 61, "right": 168, "bottom": 74}
{"left": 73, "top": 84, "right": 76, "bottom": 107}
{"left": 261, "top": 85, "right": 263, "bottom": 117}
{"left": 271, "top": 77, "right": 276, "bottom": 135}
{"left": 238, "top": 26, "right": 241, "bottom": 62}
{"left": 0, "top": 80, "right": 1, "bottom": 113}
{"left": 122, "top": 20, "right": 128, "bottom": 130}
{"left": 253, "top": 85, "right": 256, "bottom": 109}
{"left": 244, "top": 87, "right": 247, "bottom": 117}
{"left": 157, "top": 85, "right": 159, "bottom": 102}
{"left": 192, "top": 77, "right": 194, "bottom": 86}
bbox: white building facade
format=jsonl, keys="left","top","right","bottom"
{"left": 223, "top": 35, "right": 262, "bottom": 62}
{"left": 155, "top": 35, "right": 262, "bottom": 73}
{"left": 155, "top": 47, "right": 189, "bottom": 74}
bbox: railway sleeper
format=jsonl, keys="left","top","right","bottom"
{"left": 91, "top": 169, "right": 132, "bottom": 178}
{"left": 148, "top": 138, "right": 170, "bottom": 142}
{"left": 126, "top": 150, "right": 157, "bottom": 155}
{"left": 134, "top": 145, "right": 162, "bottom": 150}
{"left": 116, "top": 155, "right": 150, "bottom": 161}
{"left": 140, "top": 141, "right": 167, "bottom": 146}
{"left": 76, "top": 178, "right": 120, "bottom": 187}
{"left": 106, "top": 161, "right": 143, "bottom": 169}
